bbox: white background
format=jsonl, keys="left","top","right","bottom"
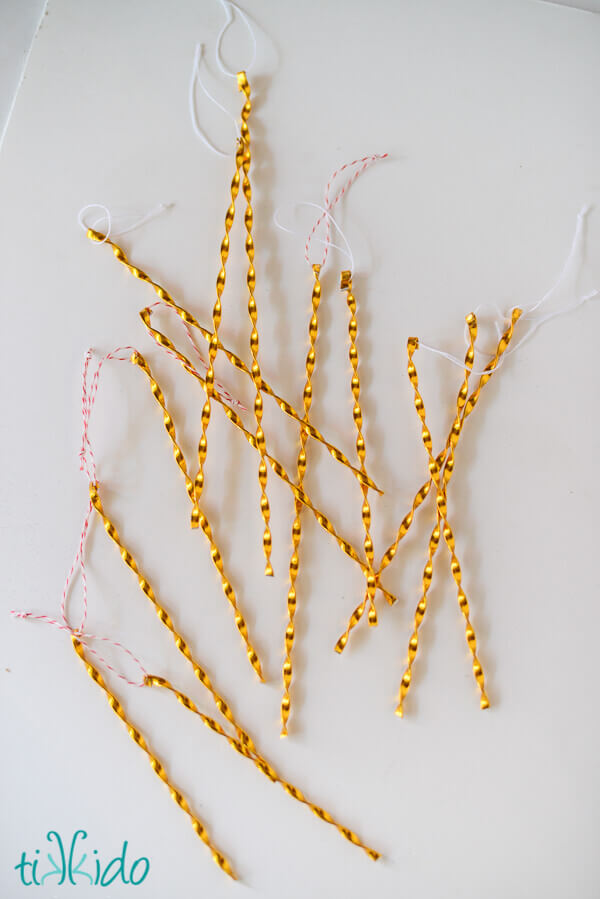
{"left": 1, "top": 1, "right": 599, "bottom": 896}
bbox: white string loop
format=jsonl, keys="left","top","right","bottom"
{"left": 78, "top": 203, "right": 171, "bottom": 242}
{"left": 274, "top": 202, "right": 354, "bottom": 272}
{"left": 189, "top": 42, "right": 240, "bottom": 157}
{"left": 419, "top": 205, "right": 598, "bottom": 373}
{"left": 215, "top": 0, "right": 257, "bottom": 78}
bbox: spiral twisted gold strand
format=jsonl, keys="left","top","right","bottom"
{"left": 280, "top": 264, "right": 321, "bottom": 737}
{"left": 396, "top": 310, "right": 522, "bottom": 716}
{"left": 128, "top": 353, "right": 263, "bottom": 680}
{"left": 461, "top": 308, "right": 522, "bottom": 418}
{"left": 145, "top": 676, "right": 255, "bottom": 757}
{"left": 76, "top": 488, "right": 379, "bottom": 864}
{"left": 434, "top": 320, "right": 489, "bottom": 711}
{"left": 134, "top": 323, "right": 396, "bottom": 608}
{"left": 337, "top": 310, "right": 522, "bottom": 656}
{"left": 396, "top": 317, "right": 478, "bottom": 716}
{"left": 88, "top": 480, "right": 258, "bottom": 754}
{"left": 190, "top": 140, "right": 243, "bottom": 528}
{"left": 237, "top": 71, "right": 273, "bottom": 576}
{"left": 376, "top": 308, "right": 522, "bottom": 589}
{"left": 335, "top": 478, "right": 432, "bottom": 654}
{"left": 71, "top": 639, "right": 236, "bottom": 879}
{"left": 438, "top": 493, "right": 489, "bottom": 707}
{"left": 85, "top": 230, "right": 381, "bottom": 494}
{"left": 335, "top": 429, "right": 471, "bottom": 655}
{"left": 147, "top": 675, "right": 381, "bottom": 861}
{"left": 337, "top": 272, "right": 378, "bottom": 648}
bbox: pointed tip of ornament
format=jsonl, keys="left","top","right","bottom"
{"left": 395, "top": 704, "right": 404, "bottom": 718}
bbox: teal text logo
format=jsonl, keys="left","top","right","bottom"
{"left": 14, "top": 830, "right": 150, "bottom": 887}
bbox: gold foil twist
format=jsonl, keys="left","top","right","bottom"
{"left": 190, "top": 129, "right": 242, "bottom": 529}
{"left": 378, "top": 308, "right": 523, "bottom": 583}
{"left": 397, "top": 316, "right": 478, "bottom": 715}
{"left": 281, "top": 264, "right": 321, "bottom": 737}
{"left": 89, "top": 479, "right": 258, "bottom": 755}
{"left": 84, "top": 478, "right": 379, "bottom": 863}
{"left": 146, "top": 675, "right": 380, "bottom": 861}
{"left": 85, "top": 230, "right": 381, "bottom": 494}
{"left": 334, "top": 271, "right": 378, "bottom": 656}
{"left": 396, "top": 309, "right": 522, "bottom": 716}
{"left": 127, "top": 353, "right": 264, "bottom": 682}
{"left": 134, "top": 326, "right": 396, "bottom": 608}
{"left": 71, "top": 638, "right": 236, "bottom": 879}
{"left": 337, "top": 308, "right": 522, "bottom": 654}
{"left": 238, "top": 71, "right": 273, "bottom": 576}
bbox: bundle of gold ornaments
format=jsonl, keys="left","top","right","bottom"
{"left": 12, "top": 1, "right": 598, "bottom": 883}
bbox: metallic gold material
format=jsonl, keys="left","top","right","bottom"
{"left": 397, "top": 317, "right": 478, "bottom": 716}
{"left": 85, "top": 230, "right": 381, "bottom": 494}
{"left": 147, "top": 674, "right": 381, "bottom": 861}
{"left": 238, "top": 71, "right": 273, "bottom": 576}
{"left": 133, "top": 331, "right": 396, "bottom": 607}
{"left": 396, "top": 309, "right": 522, "bottom": 716}
{"left": 338, "top": 271, "right": 378, "bottom": 650}
{"left": 190, "top": 130, "right": 242, "bottom": 529}
{"left": 89, "top": 480, "right": 259, "bottom": 754}
{"left": 83, "top": 479, "right": 379, "bottom": 863}
{"left": 120, "top": 357, "right": 264, "bottom": 682}
{"left": 280, "top": 264, "right": 321, "bottom": 737}
{"left": 71, "top": 638, "right": 236, "bottom": 879}
{"left": 338, "top": 309, "right": 522, "bottom": 655}
{"left": 374, "top": 478, "right": 435, "bottom": 582}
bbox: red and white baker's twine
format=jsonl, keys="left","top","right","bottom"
{"left": 11, "top": 347, "right": 148, "bottom": 687}
{"left": 305, "top": 154, "right": 389, "bottom": 267}
{"left": 144, "top": 301, "right": 247, "bottom": 411}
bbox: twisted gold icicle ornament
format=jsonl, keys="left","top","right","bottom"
{"left": 133, "top": 331, "right": 396, "bottom": 608}
{"left": 83, "top": 479, "right": 380, "bottom": 863}
{"left": 335, "top": 271, "right": 378, "bottom": 657}
{"left": 85, "top": 230, "right": 381, "bottom": 494}
{"left": 396, "top": 309, "right": 522, "bottom": 716}
{"left": 88, "top": 480, "right": 259, "bottom": 754}
{"left": 147, "top": 675, "right": 381, "bottom": 861}
{"left": 238, "top": 71, "right": 273, "bottom": 576}
{"left": 435, "top": 326, "right": 489, "bottom": 711}
{"left": 281, "top": 264, "right": 321, "bottom": 737}
{"left": 338, "top": 308, "right": 522, "bottom": 654}
{"left": 190, "top": 134, "right": 243, "bottom": 529}
{"left": 127, "top": 353, "right": 263, "bottom": 681}
{"left": 71, "top": 638, "right": 236, "bottom": 879}
{"left": 397, "top": 316, "right": 479, "bottom": 716}
{"left": 378, "top": 308, "right": 523, "bottom": 586}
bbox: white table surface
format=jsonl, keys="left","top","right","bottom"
{"left": 1, "top": 1, "right": 599, "bottom": 896}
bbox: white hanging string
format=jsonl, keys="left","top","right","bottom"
{"left": 419, "top": 205, "right": 598, "bottom": 373}
{"left": 274, "top": 202, "right": 355, "bottom": 272}
{"left": 78, "top": 203, "right": 172, "bottom": 243}
{"left": 78, "top": 203, "right": 113, "bottom": 242}
{"left": 524, "top": 204, "right": 590, "bottom": 317}
{"left": 316, "top": 153, "right": 389, "bottom": 268}
{"left": 189, "top": 42, "right": 239, "bottom": 158}
{"left": 215, "top": 0, "right": 257, "bottom": 78}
